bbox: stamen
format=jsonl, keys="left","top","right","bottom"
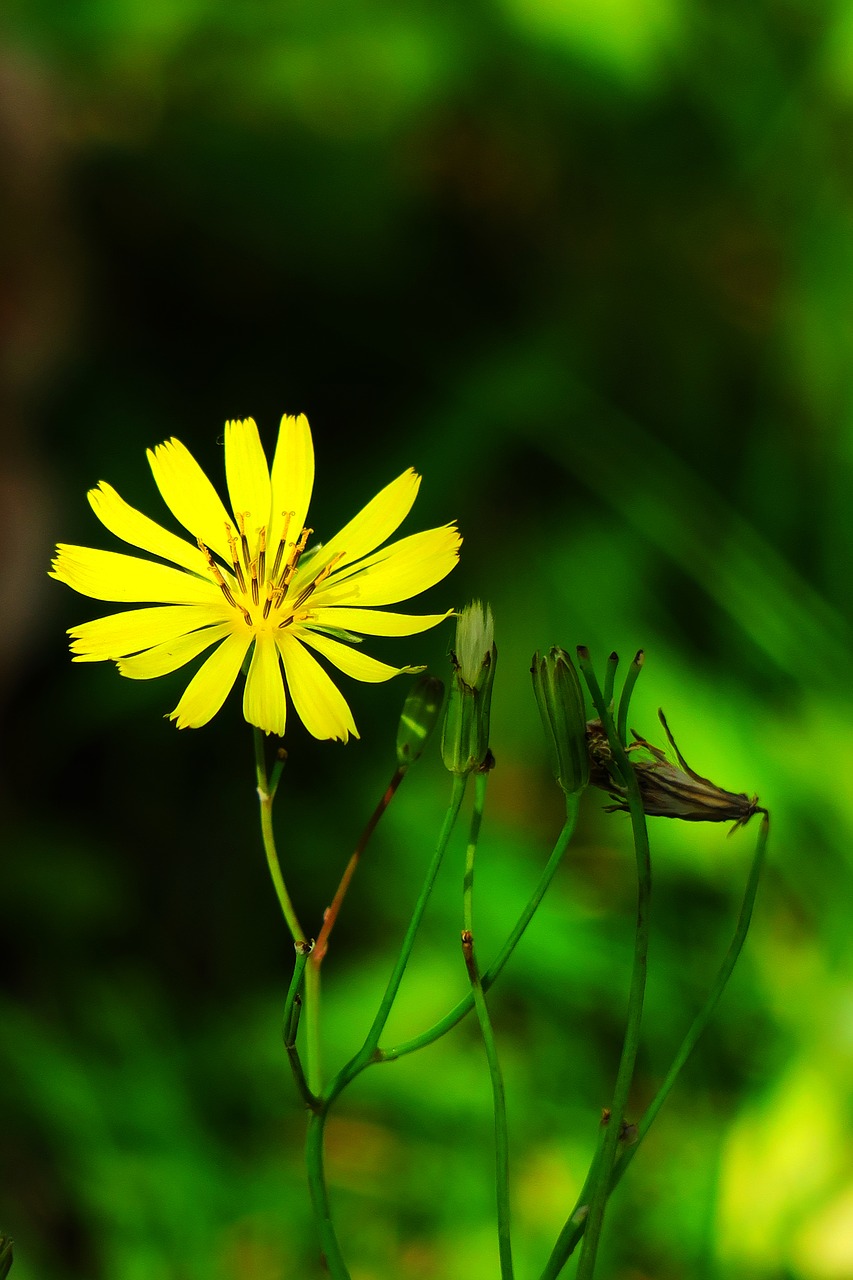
{"left": 281, "top": 526, "right": 313, "bottom": 590}
{"left": 257, "top": 527, "right": 266, "bottom": 590}
{"left": 225, "top": 523, "right": 247, "bottom": 595}
{"left": 291, "top": 550, "right": 347, "bottom": 609}
{"left": 237, "top": 512, "right": 252, "bottom": 574}
{"left": 262, "top": 582, "right": 276, "bottom": 621}
{"left": 270, "top": 511, "right": 294, "bottom": 582}
{"left": 198, "top": 539, "right": 239, "bottom": 610}
{"left": 250, "top": 559, "right": 259, "bottom": 606}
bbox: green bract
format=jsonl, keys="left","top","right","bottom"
{"left": 396, "top": 675, "right": 445, "bottom": 766}
{"left": 441, "top": 601, "right": 496, "bottom": 775}
{"left": 532, "top": 647, "right": 590, "bottom": 796}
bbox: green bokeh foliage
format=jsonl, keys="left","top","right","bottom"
{"left": 2, "top": 0, "right": 853, "bottom": 1276}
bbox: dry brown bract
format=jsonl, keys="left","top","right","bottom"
{"left": 587, "top": 710, "right": 767, "bottom": 833}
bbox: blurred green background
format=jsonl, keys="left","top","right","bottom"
{"left": 2, "top": 0, "right": 853, "bottom": 1276}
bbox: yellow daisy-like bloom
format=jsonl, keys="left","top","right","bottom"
{"left": 50, "top": 414, "right": 461, "bottom": 740}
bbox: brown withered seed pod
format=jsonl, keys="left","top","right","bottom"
{"left": 587, "top": 709, "right": 767, "bottom": 833}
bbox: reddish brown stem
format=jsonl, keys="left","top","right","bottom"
{"left": 311, "top": 765, "right": 407, "bottom": 968}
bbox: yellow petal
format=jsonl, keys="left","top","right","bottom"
{"left": 243, "top": 632, "right": 286, "bottom": 735}
{"left": 169, "top": 631, "right": 251, "bottom": 728}
{"left": 117, "top": 622, "right": 234, "bottom": 679}
{"left": 311, "top": 469, "right": 420, "bottom": 574}
{"left": 298, "top": 629, "right": 421, "bottom": 683}
{"left": 309, "top": 606, "right": 453, "bottom": 637}
{"left": 50, "top": 545, "right": 222, "bottom": 604}
{"left": 88, "top": 483, "right": 210, "bottom": 575}
{"left": 269, "top": 413, "right": 314, "bottom": 544}
{"left": 224, "top": 418, "right": 271, "bottom": 537}
{"left": 277, "top": 633, "right": 358, "bottom": 742}
{"left": 316, "top": 524, "right": 461, "bottom": 608}
{"left": 69, "top": 603, "right": 231, "bottom": 661}
{"left": 147, "top": 437, "right": 233, "bottom": 562}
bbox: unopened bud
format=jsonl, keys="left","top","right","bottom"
{"left": 396, "top": 675, "right": 445, "bottom": 766}
{"left": 441, "top": 601, "right": 497, "bottom": 775}
{"left": 531, "top": 647, "right": 589, "bottom": 795}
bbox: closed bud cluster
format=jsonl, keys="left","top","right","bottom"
{"left": 441, "top": 601, "right": 496, "bottom": 775}
{"left": 531, "top": 647, "right": 590, "bottom": 795}
{"left": 396, "top": 675, "right": 445, "bottom": 767}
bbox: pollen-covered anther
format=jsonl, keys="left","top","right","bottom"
{"left": 261, "top": 580, "right": 278, "bottom": 621}
{"left": 236, "top": 511, "right": 252, "bottom": 575}
{"left": 292, "top": 550, "right": 347, "bottom": 610}
{"left": 198, "top": 539, "right": 239, "bottom": 610}
{"left": 224, "top": 523, "right": 247, "bottom": 594}
{"left": 269, "top": 511, "right": 294, "bottom": 583}
{"left": 256, "top": 527, "right": 266, "bottom": 592}
{"left": 278, "top": 526, "right": 313, "bottom": 591}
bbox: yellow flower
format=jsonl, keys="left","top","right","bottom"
{"left": 50, "top": 414, "right": 461, "bottom": 739}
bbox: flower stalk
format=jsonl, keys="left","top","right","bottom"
{"left": 463, "top": 770, "right": 515, "bottom": 1280}
{"left": 574, "top": 647, "right": 651, "bottom": 1280}
{"left": 543, "top": 810, "right": 770, "bottom": 1272}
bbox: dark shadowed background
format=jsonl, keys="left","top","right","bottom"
{"left": 2, "top": 2, "right": 852, "bottom": 1277}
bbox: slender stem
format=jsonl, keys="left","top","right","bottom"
{"left": 325, "top": 775, "right": 468, "bottom": 1105}
{"left": 305, "top": 1111, "right": 352, "bottom": 1280}
{"left": 283, "top": 942, "right": 311, "bottom": 1046}
{"left": 303, "top": 763, "right": 409, "bottom": 1096}
{"left": 254, "top": 730, "right": 317, "bottom": 1106}
{"left": 603, "top": 652, "right": 619, "bottom": 712}
{"left": 542, "top": 811, "right": 770, "bottom": 1273}
{"left": 304, "top": 957, "right": 323, "bottom": 1096}
{"left": 253, "top": 729, "right": 307, "bottom": 944}
{"left": 381, "top": 796, "right": 580, "bottom": 1061}
{"left": 616, "top": 650, "right": 645, "bottom": 747}
{"left": 302, "top": 775, "right": 468, "bottom": 1278}
{"left": 575, "top": 651, "right": 651, "bottom": 1280}
{"left": 463, "top": 771, "right": 514, "bottom": 1279}
{"left": 540, "top": 1121, "right": 610, "bottom": 1280}
{"left": 312, "top": 764, "right": 408, "bottom": 967}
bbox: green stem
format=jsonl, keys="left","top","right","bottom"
{"left": 381, "top": 796, "right": 580, "bottom": 1061}
{"left": 603, "top": 651, "right": 619, "bottom": 711}
{"left": 616, "top": 650, "right": 644, "bottom": 747}
{"left": 463, "top": 771, "right": 514, "bottom": 1280}
{"left": 542, "top": 811, "right": 770, "bottom": 1272}
{"left": 303, "top": 957, "right": 323, "bottom": 1096}
{"left": 253, "top": 729, "right": 307, "bottom": 945}
{"left": 575, "top": 651, "right": 651, "bottom": 1280}
{"left": 325, "top": 775, "right": 468, "bottom": 1104}
{"left": 305, "top": 1111, "right": 352, "bottom": 1280}
{"left": 254, "top": 730, "right": 318, "bottom": 1108}
{"left": 283, "top": 943, "right": 311, "bottom": 1046}
{"left": 303, "top": 776, "right": 468, "bottom": 1274}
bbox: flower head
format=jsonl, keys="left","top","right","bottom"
{"left": 51, "top": 415, "right": 461, "bottom": 739}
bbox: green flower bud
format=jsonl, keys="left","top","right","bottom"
{"left": 441, "top": 602, "right": 497, "bottom": 775}
{"left": 396, "top": 675, "right": 445, "bottom": 767}
{"left": 0, "top": 1236, "right": 13, "bottom": 1278}
{"left": 531, "top": 647, "right": 589, "bottom": 795}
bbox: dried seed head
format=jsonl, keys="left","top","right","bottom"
{"left": 588, "top": 709, "right": 767, "bottom": 833}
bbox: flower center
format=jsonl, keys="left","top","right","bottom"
{"left": 198, "top": 512, "right": 345, "bottom": 631}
